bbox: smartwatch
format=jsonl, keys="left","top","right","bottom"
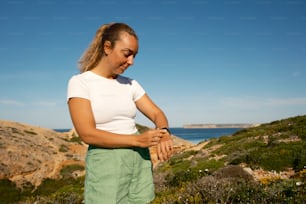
{"left": 161, "top": 127, "right": 171, "bottom": 135}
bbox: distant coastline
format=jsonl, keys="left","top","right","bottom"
{"left": 183, "top": 123, "right": 258, "bottom": 129}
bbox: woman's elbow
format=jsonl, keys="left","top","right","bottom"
{"left": 75, "top": 129, "right": 96, "bottom": 145}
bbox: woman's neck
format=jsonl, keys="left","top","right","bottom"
{"left": 91, "top": 63, "right": 117, "bottom": 79}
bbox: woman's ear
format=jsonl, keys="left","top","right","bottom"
{"left": 104, "top": 40, "right": 112, "bottom": 56}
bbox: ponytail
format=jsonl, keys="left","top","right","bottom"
{"left": 78, "top": 24, "right": 110, "bottom": 72}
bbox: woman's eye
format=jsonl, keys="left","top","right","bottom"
{"left": 123, "top": 52, "right": 130, "bottom": 57}
{"left": 122, "top": 50, "right": 136, "bottom": 58}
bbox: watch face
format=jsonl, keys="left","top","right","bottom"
{"left": 162, "top": 127, "right": 171, "bottom": 135}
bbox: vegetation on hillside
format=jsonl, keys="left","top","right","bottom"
{"left": 1, "top": 116, "right": 305, "bottom": 203}
{"left": 0, "top": 167, "right": 84, "bottom": 204}
{"left": 152, "top": 115, "right": 306, "bottom": 203}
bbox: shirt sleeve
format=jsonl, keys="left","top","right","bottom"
{"left": 67, "top": 75, "right": 90, "bottom": 102}
{"left": 131, "top": 79, "right": 146, "bottom": 101}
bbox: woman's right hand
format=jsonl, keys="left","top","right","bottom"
{"left": 136, "top": 129, "right": 168, "bottom": 147}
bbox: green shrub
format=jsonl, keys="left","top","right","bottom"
{"left": 59, "top": 144, "right": 69, "bottom": 152}
{"left": 193, "top": 158, "right": 224, "bottom": 173}
{"left": 170, "top": 160, "right": 191, "bottom": 175}
{"left": 253, "top": 142, "right": 306, "bottom": 171}
{"left": 70, "top": 136, "right": 82, "bottom": 144}
{"left": 0, "top": 179, "right": 23, "bottom": 203}
{"left": 33, "top": 176, "right": 84, "bottom": 197}
{"left": 60, "top": 164, "right": 85, "bottom": 178}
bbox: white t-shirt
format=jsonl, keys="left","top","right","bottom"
{"left": 67, "top": 71, "right": 146, "bottom": 134}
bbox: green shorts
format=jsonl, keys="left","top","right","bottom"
{"left": 85, "top": 146, "right": 155, "bottom": 204}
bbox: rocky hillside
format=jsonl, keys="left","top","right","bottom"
{"left": 0, "top": 120, "right": 193, "bottom": 189}
{"left": 0, "top": 120, "right": 87, "bottom": 189}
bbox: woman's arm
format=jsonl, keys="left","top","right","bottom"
{"left": 135, "top": 94, "right": 174, "bottom": 161}
{"left": 68, "top": 97, "right": 166, "bottom": 148}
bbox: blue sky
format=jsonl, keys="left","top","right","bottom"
{"left": 1, "top": 0, "right": 306, "bottom": 129}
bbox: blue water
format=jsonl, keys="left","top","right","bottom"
{"left": 54, "top": 129, "right": 70, "bottom": 132}
{"left": 169, "top": 128, "right": 242, "bottom": 144}
{"left": 54, "top": 128, "right": 242, "bottom": 145}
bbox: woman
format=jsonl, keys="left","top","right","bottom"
{"left": 67, "top": 22, "right": 173, "bottom": 203}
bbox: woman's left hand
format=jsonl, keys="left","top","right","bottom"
{"left": 156, "top": 134, "right": 173, "bottom": 162}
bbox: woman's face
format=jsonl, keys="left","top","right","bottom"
{"left": 105, "top": 32, "right": 138, "bottom": 76}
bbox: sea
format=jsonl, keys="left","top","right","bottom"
{"left": 170, "top": 128, "right": 241, "bottom": 144}
{"left": 54, "top": 127, "right": 242, "bottom": 145}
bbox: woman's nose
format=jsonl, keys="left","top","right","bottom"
{"left": 127, "top": 55, "right": 134, "bottom": 65}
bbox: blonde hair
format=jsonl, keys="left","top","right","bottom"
{"left": 78, "top": 23, "right": 138, "bottom": 73}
